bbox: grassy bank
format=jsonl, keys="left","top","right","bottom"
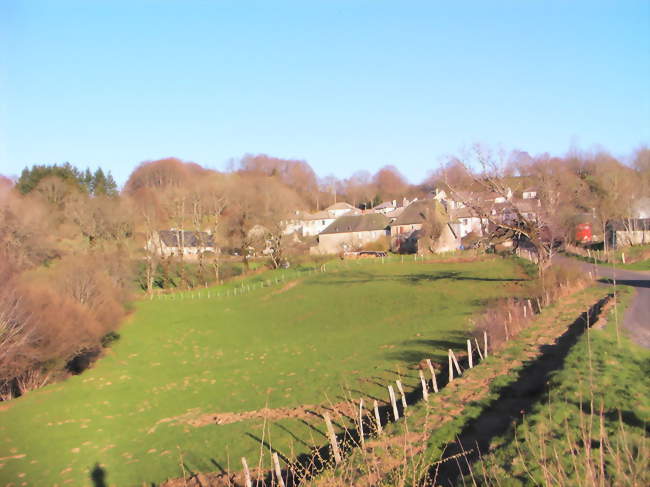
{"left": 564, "top": 244, "right": 650, "bottom": 271}
{"left": 0, "top": 257, "right": 525, "bottom": 486}
{"left": 469, "top": 287, "right": 649, "bottom": 485}
{"left": 309, "top": 285, "right": 625, "bottom": 486}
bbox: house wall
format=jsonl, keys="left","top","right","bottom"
{"left": 302, "top": 218, "right": 336, "bottom": 236}
{"left": 146, "top": 237, "right": 215, "bottom": 259}
{"left": 316, "top": 229, "right": 388, "bottom": 254}
{"left": 454, "top": 217, "right": 484, "bottom": 238}
{"left": 612, "top": 230, "right": 650, "bottom": 248}
{"left": 329, "top": 208, "right": 354, "bottom": 218}
{"left": 390, "top": 223, "right": 422, "bottom": 237}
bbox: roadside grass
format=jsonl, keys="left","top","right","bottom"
{"left": 307, "top": 285, "right": 621, "bottom": 486}
{"left": 0, "top": 257, "right": 525, "bottom": 486}
{"left": 467, "top": 286, "right": 650, "bottom": 486}
{"left": 564, "top": 244, "right": 650, "bottom": 271}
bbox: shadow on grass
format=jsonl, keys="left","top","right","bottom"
{"left": 385, "top": 332, "right": 469, "bottom": 364}
{"left": 90, "top": 463, "right": 107, "bottom": 487}
{"left": 427, "top": 294, "right": 614, "bottom": 486}
{"left": 311, "top": 271, "right": 526, "bottom": 287}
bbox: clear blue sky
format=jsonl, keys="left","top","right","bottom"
{"left": 1, "top": 0, "right": 649, "bottom": 186}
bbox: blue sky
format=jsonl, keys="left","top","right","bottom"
{"left": 1, "top": 1, "right": 649, "bottom": 186}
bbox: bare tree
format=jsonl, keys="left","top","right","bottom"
{"left": 444, "top": 144, "right": 557, "bottom": 275}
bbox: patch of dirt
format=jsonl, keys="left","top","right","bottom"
{"left": 263, "top": 279, "right": 301, "bottom": 300}
{"left": 148, "top": 400, "right": 357, "bottom": 434}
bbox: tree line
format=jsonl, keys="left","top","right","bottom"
{"left": 0, "top": 146, "right": 648, "bottom": 398}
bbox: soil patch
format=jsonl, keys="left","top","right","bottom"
{"left": 263, "top": 280, "right": 301, "bottom": 300}
{"left": 149, "top": 400, "right": 359, "bottom": 434}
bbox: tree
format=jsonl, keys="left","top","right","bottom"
{"left": 124, "top": 158, "right": 208, "bottom": 194}
{"left": 444, "top": 144, "right": 557, "bottom": 275}
{"left": 235, "top": 154, "right": 319, "bottom": 209}
{"left": 16, "top": 163, "right": 84, "bottom": 195}
{"left": 224, "top": 173, "right": 304, "bottom": 269}
{"left": 373, "top": 165, "right": 409, "bottom": 202}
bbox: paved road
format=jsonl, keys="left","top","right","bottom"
{"left": 555, "top": 255, "right": 650, "bottom": 348}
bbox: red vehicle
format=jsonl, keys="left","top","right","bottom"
{"left": 575, "top": 223, "right": 593, "bottom": 244}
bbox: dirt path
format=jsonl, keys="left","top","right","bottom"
{"left": 555, "top": 255, "right": 650, "bottom": 348}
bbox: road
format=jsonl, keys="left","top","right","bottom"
{"left": 554, "top": 255, "right": 650, "bottom": 348}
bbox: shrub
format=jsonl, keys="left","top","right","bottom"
{"left": 361, "top": 236, "right": 390, "bottom": 252}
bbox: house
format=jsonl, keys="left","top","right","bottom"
{"left": 374, "top": 200, "right": 398, "bottom": 214}
{"left": 326, "top": 202, "right": 359, "bottom": 218}
{"left": 390, "top": 200, "right": 460, "bottom": 253}
{"left": 147, "top": 230, "right": 215, "bottom": 258}
{"left": 313, "top": 214, "right": 389, "bottom": 254}
{"left": 283, "top": 202, "right": 360, "bottom": 237}
{"left": 449, "top": 207, "right": 487, "bottom": 238}
{"left": 522, "top": 187, "right": 538, "bottom": 200}
{"left": 295, "top": 210, "right": 338, "bottom": 236}
{"left": 606, "top": 218, "right": 650, "bottom": 248}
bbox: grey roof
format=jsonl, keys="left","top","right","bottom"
{"left": 449, "top": 207, "right": 480, "bottom": 219}
{"left": 375, "top": 200, "right": 396, "bottom": 210}
{"left": 159, "top": 230, "right": 215, "bottom": 248}
{"left": 326, "top": 202, "right": 357, "bottom": 211}
{"left": 392, "top": 200, "right": 446, "bottom": 226}
{"left": 320, "top": 214, "right": 389, "bottom": 235}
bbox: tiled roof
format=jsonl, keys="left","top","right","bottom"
{"left": 320, "top": 214, "right": 389, "bottom": 235}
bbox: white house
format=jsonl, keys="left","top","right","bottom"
{"left": 283, "top": 202, "right": 360, "bottom": 236}
{"left": 147, "top": 230, "right": 215, "bottom": 258}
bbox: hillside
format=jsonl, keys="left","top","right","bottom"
{"left": 0, "top": 257, "right": 527, "bottom": 486}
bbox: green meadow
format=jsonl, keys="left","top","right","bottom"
{"left": 0, "top": 257, "right": 527, "bottom": 486}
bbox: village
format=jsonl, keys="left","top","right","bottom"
{"left": 147, "top": 185, "right": 650, "bottom": 262}
{"left": 1, "top": 2, "right": 649, "bottom": 486}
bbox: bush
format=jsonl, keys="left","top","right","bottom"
{"left": 362, "top": 235, "right": 390, "bottom": 252}
{"left": 473, "top": 261, "right": 593, "bottom": 351}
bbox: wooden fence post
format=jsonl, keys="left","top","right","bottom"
{"left": 484, "top": 331, "right": 488, "bottom": 358}
{"left": 272, "top": 452, "right": 286, "bottom": 487}
{"left": 449, "top": 349, "right": 462, "bottom": 375}
{"left": 373, "top": 400, "right": 382, "bottom": 434}
{"left": 388, "top": 385, "right": 399, "bottom": 420}
{"left": 467, "top": 339, "right": 473, "bottom": 368}
{"left": 324, "top": 413, "right": 342, "bottom": 464}
{"left": 474, "top": 337, "right": 484, "bottom": 360}
{"left": 358, "top": 399, "right": 365, "bottom": 447}
{"left": 425, "top": 359, "right": 438, "bottom": 392}
{"left": 396, "top": 380, "right": 407, "bottom": 409}
{"left": 419, "top": 370, "right": 429, "bottom": 401}
{"left": 241, "top": 457, "right": 252, "bottom": 487}
{"left": 448, "top": 351, "right": 454, "bottom": 381}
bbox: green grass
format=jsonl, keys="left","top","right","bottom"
{"left": 617, "top": 258, "right": 650, "bottom": 271}
{"left": 470, "top": 287, "right": 650, "bottom": 485}
{"left": 564, "top": 244, "right": 650, "bottom": 271}
{"left": 0, "top": 257, "right": 527, "bottom": 486}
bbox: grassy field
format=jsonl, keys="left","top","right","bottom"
{"left": 0, "top": 257, "right": 527, "bottom": 487}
